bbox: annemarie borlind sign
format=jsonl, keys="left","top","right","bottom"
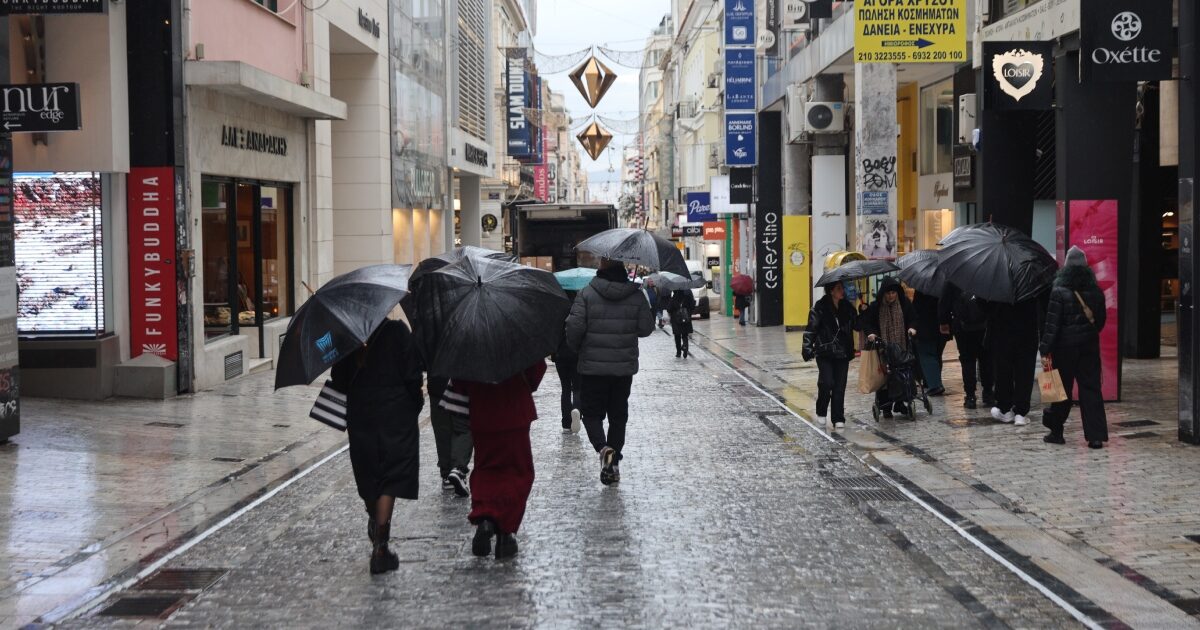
{"left": 0, "top": 83, "right": 81, "bottom": 132}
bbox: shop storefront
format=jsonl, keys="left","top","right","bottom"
{"left": 917, "top": 77, "right": 957, "bottom": 249}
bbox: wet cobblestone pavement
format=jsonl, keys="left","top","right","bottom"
{"left": 63, "top": 332, "right": 1081, "bottom": 628}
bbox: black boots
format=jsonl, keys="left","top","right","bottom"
{"left": 495, "top": 533, "right": 519, "bottom": 559}
{"left": 964, "top": 395, "right": 977, "bottom": 410}
{"left": 981, "top": 389, "right": 995, "bottom": 407}
{"left": 369, "top": 521, "right": 400, "bottom": 574}
{"left": 1043, "top": 431, "right": 1066, "bottom": 445}
{"left": 472, "top": 518, "right": 496, "bottom": 557}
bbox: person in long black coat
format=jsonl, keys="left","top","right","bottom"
{"left": 331, "top": 318, "right": 424, "bottom": 575}
{"left": 552, "top": 290, "right": 582, "bottom": 434}
{"left": 668, "top": 289, "right": 695, "bottom": 358}
{"left": 1039, "top": 246, "right": 1109, "bottom": 448}
{"left": 862, "top": 276, "right": 917, "bottom": 417}
{"left": 987, "top": 292, "right": 1049, "bottom": 427}
{"left": 912, "top": 290, "right": 947, "bottom": 396}
{"left": 939, "top": 283, "right": 993, "bottom": 409}
{"left": 803, "top": 282, "right": 857, "bottom": 428}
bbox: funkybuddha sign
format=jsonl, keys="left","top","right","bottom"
{"left": 854, "top": 0, "right": 967, "bottom": 64}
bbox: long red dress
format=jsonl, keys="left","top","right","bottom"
{"left": 459, "top": 361, "right": 546, "bottom": 535}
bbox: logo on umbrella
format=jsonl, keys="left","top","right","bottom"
{"left": 316, "top": 331, "right": 339, "bottom": 364}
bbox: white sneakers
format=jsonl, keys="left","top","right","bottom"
{"left": 833, "top": 421, "right": 846, "bottom": 429}
{"left": 991, "top": 407, "right": 1015, "bottom": 423}
{"left": 817, "top": 415, "right": 828, "bottom": 426}
{"left": 570, "top": 409, "right": 582, "bottom": 434}
{"left": 1014, "top": 415, "right": 1029, "bottom": 426}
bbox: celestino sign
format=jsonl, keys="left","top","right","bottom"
{"left": 1082, "top": 0, "right": 1171, "bottom": 82}
{"left": 983, "top": 41, "right": 1053, "bottom": 111}
{"left": 128, "top": 167, "right": 178, "bottom": 361}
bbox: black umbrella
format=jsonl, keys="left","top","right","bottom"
{"left": 576, "top": 228, "right": 689, "bottom": 276}
{"left": 814, "top": 259, "right": 900, "bottom": 287}
{"left": 274, "top": 264, "right": 411, "bottom": 389}
{"left": 401, "top": 246, "right": 515, "bottom": 319}
{"left": 937, "top": 223, "right": 1057, "bottom": 304}
{"left": 896, "top": 250, "right": 946, "bottom": 296}
{"left": 410, "top": 255, "right": 570, "bottom": 383}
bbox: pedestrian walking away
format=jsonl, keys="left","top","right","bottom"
{"left": 912, "top": 289, "right": 947, "bottom": 396}
{"left": 939, "top": 283, "right": 994, "bottom": 409}
{"left": 565, "top": 258, "right": 655, "bottom": 486}
{"left": 1039, "top": 246, "right": 1109, "bottom": 449}
{"left": 330, "top": 319, "right": 425, "bottom": 575}
{"left": 987, "top": 293, "right": 1048, "bottom": 427}
{"left": 668, "top": 288, "right": 695, "bottom": 358}
{"left": 553, "top": 290, "right": 583, "bottom": 434}
{"left": 456, "top": 360, "right": 547, "bottom": 560}
{"left": 803, "top": 282, "right": 857, "bottom": 429}
{"left": 429, "top": 374, "right": 473, "bottom": 496}
{"left": 863, "top": 276, "right": 917, "bottom": 418}
{"left": 734, "top": 292, "right": 751, "bottom": 326}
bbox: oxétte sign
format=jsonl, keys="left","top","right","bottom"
{"left": 1082, "top": 0, "right": 1171, "bottom": 82}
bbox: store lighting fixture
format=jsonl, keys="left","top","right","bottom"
{"left": 1164, "top": 211, "right": 1176, "bottom": 217}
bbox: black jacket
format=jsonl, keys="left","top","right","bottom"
{"left": 938, "top": 284, "right": 988, "bottom": 334}
{"left": 803, "top": 295, "right": 857, "bottom": 361}
{"left": 668, "top": 289, "right": 695, "bottom": 334}
{"left": 565, "top": 266, "right": 655, "bottom": 376}
{"left": 912, "top": 291, "right": 944, "bottom": 343}
{"left": 862, "top": 277, "right": 916, "bottom": 340}
{"left": 1039, "top": 265, "right": 1107, "bottom": 356}
{"left": 331, "top": 319, "right": 425, "bottom": 413}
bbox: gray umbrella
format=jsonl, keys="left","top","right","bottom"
{"left": 646, "top": 271, "right": 704, "bottom": 291}
{"left": 896, "top": 250, "right": 946, "bottom": 296}
{"left": 814, "top": 259, "right": 899, "bottom": 287}
{"left": 576, "top": 228, "right": 689, "bottom": 276}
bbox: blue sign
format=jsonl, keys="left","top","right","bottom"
{"left": 859, "top": 191, "right": 889, "bottom": 215}
{"left": 724, "top": 0, "right": 755, "bottom": 46}
{"left": 725, "top": 113, "right": 757, "bottom": 166}
{"left": 724, "top": 48, "right": 756, "bottom": 111}
{"left": 686, "top": 192, "right": 716, "bottom": 222}
{"left": 505, "top": 48, "right": 532, "bottom": 158}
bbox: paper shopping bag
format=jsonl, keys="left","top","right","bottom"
{"left": 857, "top": 349, "right": 887, "bottom": 394}
{"left": 1038, "top": 368, "right": 1068, "bottom": 404}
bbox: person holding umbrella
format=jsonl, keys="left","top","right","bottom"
{"left": 912, "top": 289, "right": 947, "bottom": 397}
{"left": 862, "top": 276, "right": 917, "bottom": 418}
{"left": 939, "top": 283, "right": 994, "bottom": 410}
{"left": 1039, "top": 246, "right": 1109, "bottom": 448}
{"left": 802, "top": 281, "right": 857, "bottom": 428}
{"left": 565, "top": 258, "right": 656, "bottom": 485}
{"left": 668, "top": 288, "right": 696, "bottom": 358}
{"left": 732, "top": 273, "right": 753, "bottom": 326}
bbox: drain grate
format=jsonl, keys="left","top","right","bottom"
{"left": 825, "top": 476, "right": 890, "bottom": 489}
{"left": 1116, "top": 420, "right": 1160, "bottom": 428}
{"left": 97, "top": 595, "right": 190, "bottom": 618}
{"left": 1122, "top": 431, "right": 1159, "bottom": 439}
{"left": 134, "top": 568, "right": 227, "bottom": 592}
{"left": 839, "top": 488, "right": 907, "bottom": 502}
{"left": 146, "top": 421, "right": 184, "bottom": 428}
{"left": 211, "top": 457, "right": 244, "bottom": 463}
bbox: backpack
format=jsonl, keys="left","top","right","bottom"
{"left": 956, "top": 294, "right": 988, "bottom": 332}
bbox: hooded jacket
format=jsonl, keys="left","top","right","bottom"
{"left": 565, "top": 265, "right": 655, "bottom": 376}
{"left": 803, "top": 293, "right": 856, "bottom": 360}
{"left": 862, "top": 276, "right": 916, "bottom": 340}
{"left": 1039, "top": 249, "right": 1106, "bottom": 356}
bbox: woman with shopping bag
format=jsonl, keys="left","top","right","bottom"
{"left": 803, "top": 281, "right": 857, "bottom": 429}
{"left": 1038, "top": 246, "right": 1108, "bottom": 448}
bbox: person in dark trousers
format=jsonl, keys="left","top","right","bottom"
{"left": 457, "top": 361, "right": 547, "bottom": 559}
{"left": 330, "top": 319, "right": 424, "bottom": 575}
{"left": 428, "top": 374, "right": 472, "bottom": 496}
{"left": 565, "top": 258, "right": 655, "bottom": 486}
{"left": 803, "top": 281, "right": 857, "bottom": 429}
{"left": 988, "top": 292, "right": 1048, "bottom": 427}
{"left": 552, "top": 290, "right": 582, "bottom": 434}
{"left": 1039, "top": 246, "right": 1109, "bottom": 448}
{"left": 939, "top": 283, "right": 994, "bottom": 409}
{"left": 912, "top": 289, "right": 947, "bottom": 396}
{"left": 734, "top": 292, "right": 751, "bottom": 326}
{"left": 862, "top": 276, "right": 917, "bottom": 418}
{"left": 668, "top": 288, "right": 695, "bottom": 358}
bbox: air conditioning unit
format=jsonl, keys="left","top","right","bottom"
{"left": 958, "top": 94, "right": 977, "bottom": 144}
{"left": 804, "top": 102, "right": 845, "bottom": 133}
{"left": 785, "top": 83, "right": 806, "bottom": 142}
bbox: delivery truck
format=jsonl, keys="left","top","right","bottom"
{"left": 512, "top": 203, "right": 618, "bottom": 272}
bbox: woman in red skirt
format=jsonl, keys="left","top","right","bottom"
{"left": 450, "top": 360, "right": 546, "bottom": 559}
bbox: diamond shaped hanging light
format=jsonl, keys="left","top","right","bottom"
{"left": 569, "top": 55, "right": 618, "bottom": 108}
{"left": 577, "top": 122, "right": 613, "bottom": 161}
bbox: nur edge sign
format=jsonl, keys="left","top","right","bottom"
{"left": 0, "top": 83, "right": 81, "bottom": 132}
{"left": 1082, "top": 0, "right": 1171, "bottom": 82}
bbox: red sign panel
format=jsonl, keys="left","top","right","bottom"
{"left": 703, "top": 221, "right": 727, "bottom": 240}
{"left": 1068, "top": 200, "right": 1120, "bottom": 401}
{"left": 128, "top": 167, "right": 177, "bottom": 360}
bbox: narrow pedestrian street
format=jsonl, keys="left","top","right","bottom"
{"left": 25, "top": 331, "right": 1088, "bottom": 628}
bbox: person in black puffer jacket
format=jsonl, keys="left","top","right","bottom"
{"left": 939, "top": 282, "right": 993, "bottom": 409}
{"left": 803, "top": 281, "right": 857, "bottom": 428}
{"left": 1039, "top": 246, "right": 1108, "bottom": 449}
{"left": 565, "top": 259, "right": 655, "bottom": 485}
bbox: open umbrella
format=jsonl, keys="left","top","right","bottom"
{"left": 410, "top": 255, "right": 570, "bottom": 383}
{"left": 896, "top": 250, "right": 946, "bottom": 296}
{"left": 647, "top": 270, "right": 704, "bottom": 291}
{"left": 554, "top": 267, "right": 597, "bottom": 291}
{"left": 274, "top": 264, "right": 411, "bottom": 389}
{"left": 730, "top": 273, "right": 754, "bottom": 296}
{"left": 575, "top": 228, "right": 689, "bottom": 276}
{"left": 814, "top": 259, "right": 899, "bottom": 287}
{"left": 937, "top": 223, "right": 1057, "bottom": 304}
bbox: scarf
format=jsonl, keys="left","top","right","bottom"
{"left": 880, "top": 299, "right": 906, "bottom": 345}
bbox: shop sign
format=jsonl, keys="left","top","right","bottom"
{"left": 683, "top": 225, "right": 704, "bottom": 237}
{"left": 953, "top": 152, "right": 974, "bottom": 189}
{"left": 983, "top": 41, "right": 1053, "bottom": 111}
{"left": 358, "top": 8, "right": 381, "bottom": 37}
{"left": 220, "top": 125, "right": 288, "bottom": 156}
{"left": 763, "top": 0, "right": 779, "bottom": 57}
{"left": 756, "top": 207, "right": 783, "bottom": 325}
{"left": 706, "top": 256, "right": 721, "bottom": 268}
{"left": 782, "top": 0, "right": 807, "bottom": 27}
{"left": 505, "top": 48, "right": 532, "bottom": 159}
{"left": 1082, "top": 0, "right": 1171, "bottom": 82}
{"left": 724, "top": 0, "right": 755, "bottom": 46}
{"left": 128, "top": 167, "right": 178, "bottom": 361}
{"left": 482, "top": 214, "right": 499, "bottom": 232}
{"left": 711, "top": 175, "right": 748, "bottom": 215}
{"left": 464, "top": 143, "right": 488, "bottom": 167}
{"left": 782, "top": 215, "right": 811, "bottom": 327}
{"left": 672, "top": 225, "right": 684, "bottom": 238}
{"left": 686, "top": 192, "right": 716, "bottom": 222}
{"left": 1067, "top": 200, "right": 1121, "bottom": 400}
{"left": 0, "top": 83, "right": 80, "bottom": 133}
{"left": 703, "top": 222, "right": 727, "bottom": 240}
{"left": 730, "top": 168, "right": 753, "bottom": 204}
{"left": 725, "top": 113, "right": 757, "bottom": 166}
{"left": 854, "top": 0, "right": 967, "bottom": 64}
{"left": 724, "top": 48, "right": 756, "bottom": 111}
{"left": 0, "top": 0, "right": 103, "bottom": 14}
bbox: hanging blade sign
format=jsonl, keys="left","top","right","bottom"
{"left": 0, "top": 83, "right": 81, "bottom": 133}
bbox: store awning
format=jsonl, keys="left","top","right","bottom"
{"left": 185, "top": 61, "right": 348, "bottom": 121}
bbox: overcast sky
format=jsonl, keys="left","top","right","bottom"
{"left": 535, "top": 0, "right": 672, "bottom": 190}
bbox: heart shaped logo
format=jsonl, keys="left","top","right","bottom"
{"left": 992, "top": 49, "right": 1044, "bottom": 101}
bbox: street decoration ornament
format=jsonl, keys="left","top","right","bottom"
{"left": 569, "top": 55, "right": 618, "bottom": 108}
{"left": 576, "top": 121, "right": 613, "bottom": 161}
